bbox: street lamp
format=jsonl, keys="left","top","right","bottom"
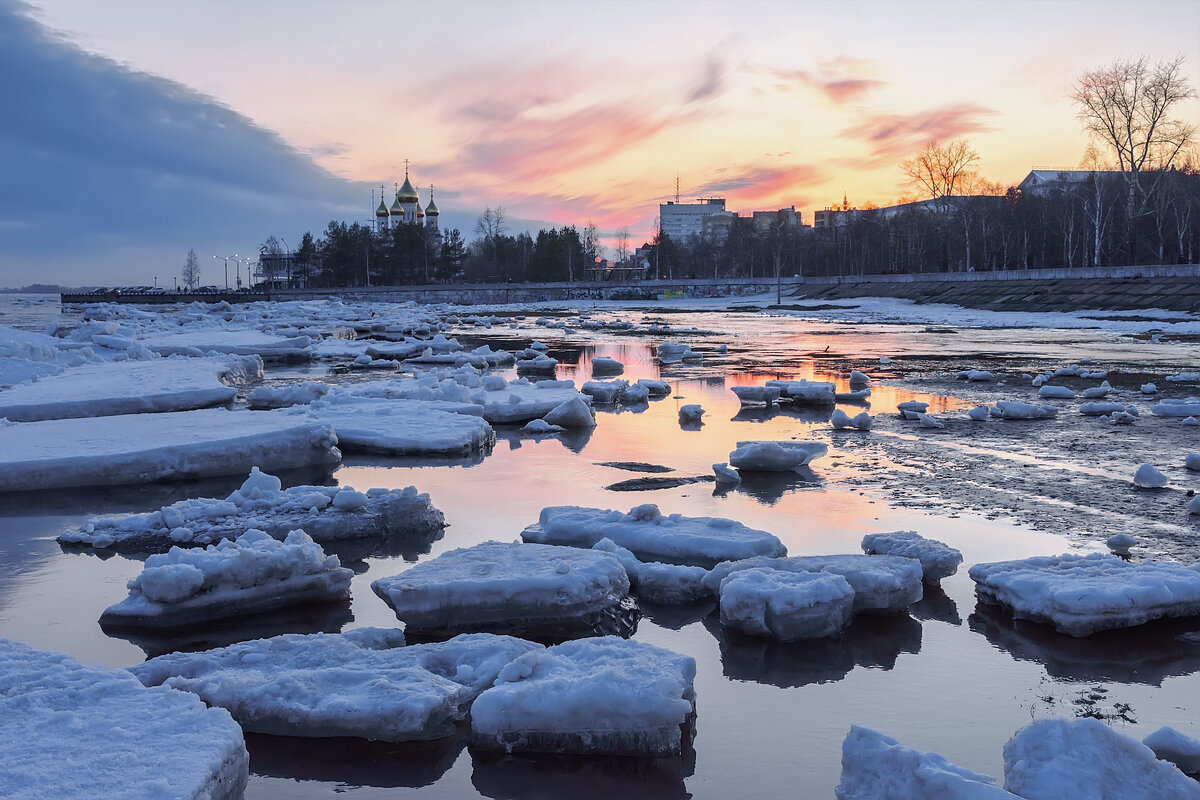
{"left": 211, "top": 255, "right": 230, "bottom": 289}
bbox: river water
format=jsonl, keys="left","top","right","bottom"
{"left": 1, "top": 295, "right": 1198, "bottom": 798}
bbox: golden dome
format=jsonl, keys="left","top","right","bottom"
{"left": 425, "top": 197, "right": 440, "bottom": 216}
{"left": 375, "top": 199, "right": 390, "bottom": 217}
{"left": 396, "top": 175, "right": 419, "bottom": 203}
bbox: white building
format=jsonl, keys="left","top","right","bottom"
{"left": 375, "top": 169, "right": 441, "bottom": 233}
{"left": 659, "top": 198, "right": 735, "bottom": 243}
{"left": 1017, "top": 169, "right": 1120, "bottom": 196}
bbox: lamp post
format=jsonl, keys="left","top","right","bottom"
{"left": 233, "top": 254, "right": 241, "bottom": 290}
{"left": 212, "top": 255, "right": 230, "bottom": 289}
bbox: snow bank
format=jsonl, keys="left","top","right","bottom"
{"left": 522, "top": 503, "right": 785, "bottom": 568}
{"left": 101, "top": 529, "right": 351, "bottom": 628}
{"left": 132, "top": 630, "right": 540, "bottom": 741}
{"left": 861, "top": 531, "right": 963, "bottom": 582}
{"left": 0, "top": 356, "right": 258, "bottom": 421}
{"left": 469, "top": 637, "right": 696, "bottom": 756}
{"left": 720, "top": 568, "right": 855, "bottom": 641}
{"left": 836, "top": 725, "right": 1016, "bottom": 800}
{"left": 705, "top": 554, "right": 923, "bottom": 614}
{"left": 970, "top": 553, "right": 1200, "bottom": 636}
{"left": 729, "top": 440, "right": 828, "bottom": 471}
{"left": 307, "top": 396, "right": 493, "bottom": 456}
{"left": 0, "top": 408, "right": 340, "bottom": 492}
{"left": 1003, "top": 718, "right": 1200, "bottom": 799}
{"left": 1, "top": 638, "right": 248, "bottom": 799}
{"left": 60, "top": 469, "right": 444, "bottom": 552}
{"left": 371, "top": 541, "right": 634, "bottom": 638}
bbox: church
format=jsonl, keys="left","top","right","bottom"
{"left": 375, "top": 166, "right": 441, "bottom": 236}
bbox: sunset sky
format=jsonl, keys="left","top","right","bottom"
{"left": 2, "top": 0, "right": 1198, "bottom": 285}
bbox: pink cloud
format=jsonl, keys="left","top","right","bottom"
{"left": 842, "top": 103, "right": 999, "bottom": 164}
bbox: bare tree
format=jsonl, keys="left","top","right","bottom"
{"left": 474, "top": 206, "right": 508, "bottom": 241}
{"left": 181, "top": 249, "right": 200, "bottom": 290}
{"left": 900, "top": 139, "right": 981, "bottom": 210}
{"left": 615, "top": 227, "right": 630, "bottom": 265}
{"left": 1072, "top": 55, "right": 1197, "bottom": 262}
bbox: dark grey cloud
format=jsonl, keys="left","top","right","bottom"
{"left": 0, "top": 1, "right": 367, "bottom": 285}
{"left": 686, "top": 54, "right": 727, "bottom": 104}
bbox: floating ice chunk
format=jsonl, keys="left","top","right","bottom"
{"left": 765, "top": 379, "right": 836, "bottom": 405}
{"left": 515, "top": 354, "right": 558, "bottom": 372}
{"left": 0, "top": 408, "right": 340, "bottom": 492}
{"left": 371, "top": 541, "right": 634, "bottom": 638}
{"left": 1, "top": 638, "right": 248, "bottom": 799}
{"left": 1079, "top": 401, "right": 1129, "bottom": 416}
{"left": 59, "top": 472, "right": 444, "bottom": 552}
{"left": 101, "top": 529, "right": 352, "bottom": 629}
{"left": 1166, "top": 372, "right": 1200, "bottom": 382}
{"left": 543, "top": 397, "right": 597, "bottom": 429}
{"left": 712, "top": 462, "right": 741, "bottom": 485}
{"left": 248, "top": 380, "right": 331, "bottom": 409}
{"left": 994, "top": 401, "right": 1057, "bottom": 420}
{"left": 529, "top": 340, "right": 550, "bottom": 351}
{"left": 636, "top": 378, "right": 671, "bottom": 396}
{"left": 621, "top": 382, "right": 650, "bottom": 404}
{"left": 1003, "top": 718, "right": 1200, "bottom": 799}
{"left": 140, "top": 329, "right": 312, "bottom": 362}
{"left": 678, "top": 404, "right": 704, "bottom": 423}
{"left": 1081, "top": 381, "right": 1111, "bottom": 399}
{"left": 1134, "top": 463, "right": 1168, "bottom": 488}
{"left": 1183, "top": 416, "right": 1199, "bottom": 426}
{"left": 590, "top": 356, "right": 624, "bottom": 375}
{"left": 1037, "top": 385, "right": 1074, "bottom": 399}
{"left": 308, "top": 397, "right": 493, "bottom": 456}
{"left": 582, "top": 379, "right": 629, "bottom": 404}
{"left": 897, "top": 401, "right": 929, "bottom": 415}
{"left": 132, "top": 631, "right": 540, "bottom": 741}
{"left": 956, "top": 369, "right": 996, "bottom": 382}
{"left": 1143, "top": 726, "right": 1200, "bottom": 775}
{"left": 1105, "top": 533, "right": 1137, "bottom": 554}
{"left": 720, "top": 567, "right": 855, "bottom": 641}
{"left": 656, "top": 342, "right": 702, "bottom": 361}
{"left": 1141, "top": 383, "right": 1159, "bottom": 394}
{"left": 592, "top": 539, "right": 712, "bottom": 604}
{"left": 836, "top": 725, "right": 1016, "bottom": 800}
{"left": 917, "top": 413, "right": 944, "bottom": 429}
{"left": 1152, "top": 398, "right": 1200, "bottom": 417}
{"left": 861, "top": 531, "right": 962, "bottom": 582}
{"left": 732, "top": 385, "right": 781, "bottom": 405}
{"left": 832, "top": 409, "right": 854, "bottom": 429}
{"left": 969, "top": 553, "right": 1200, "bottom": 636}
{"left": 851, "top": 411, "right": 872, "bottom": 430}
{"left": 836, "top": 387, "right": 872, "bottom": 402}
{"left": 1185, "top": 452, "right": 1200, "bottom": 471}
{"left": 849, "top": 370, "right": 871, "bottom": 387}
{"left": 1032, "top": 374, "right": 1048, "bottom": 387}
{"left": 968, "top": 405, "right": 990, "bottom": 421}
{"left": 522, "top": 504, "right": 785, "bottom": 568}
{"left": 522, "top": 418, "right": 565, "bottom": 434}
{"left": 729, "top": 440, "right": 828, "bottom": 472}
{"left": 0, "top": 356, "right": 257, "bottom": 421}
{"left": 705, "top": 554, "right": 923, "bottom": 614}
{"left": 469, "top": 637, "right": 696, "bottom": 757}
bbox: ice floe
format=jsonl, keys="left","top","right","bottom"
{"left": 678, "top": 404, "right": 705, "bottom": 423}
{"left": 849, "top": 370, "right": 871, "bottom": 386}
{"left": 720, "top": 568, "right": 855, "bottom": 641}
{"left": 590, "top": 356, "right": 625, "bottom": 374}
{"left": 1143, "top": 726, "right": 1200, "bottom": 775}
{"left": 729, "top": 440, "right": 828, "bottom": 472}
{"left": 131, "top": 630, "right": 540, "bottom": 741}
{"left": 582, "top": 379, "right": 629, "bottom": 404}
{"left": 543, "top": 397, "right": 597, "bottom": 428}
{"left": 765, "top": 378, "right": 836, "bottom": 405}
{"left": 592, "top": 539, "right": 712, "bottom": 604}
{"left": 371, "top": 541, "right": 635, "bottom": 639}
{"left": 1152, "top": 398, "right": 1200, "bottom": 417}
{"left": 712, "top": 462, "right": 742, "bottom": 484}
{"left": 970, "top": 553, "right": 1200, "bottom": 636}
{"left": 1, "top": 637, "right": 248, "bottom": 799}
{"left": 139, "top": 329, "right": 312, "bottom": 362}
{"left": 860, "top": 531, "right": 962, "bottom": 582}
{"left": 0, "top": 408, "right": 340, "bottom": 492}
{"left": 305, "top": 396, "right": 494, "bottom": 456}
{"left": 100, "top": 529, "right": 351, "bottom": 629}
{"left": 247, "top": 380, "right": 331, "bottom": 409}
{"left": 521, "top": 503, "right": 785, "bottom": 567}
{"left": 732, "top": 385, "right": 781, "bottom": 405}
{"left": 469, "top": 637, "right": 696, "bottom": 756}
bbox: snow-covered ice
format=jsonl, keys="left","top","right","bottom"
{"left": 1185, "top": 452, "right": 1200, "bottom": 471}
{"left": 765, "top": 379, "right": 836, "bottom": 405}
{"left": 678, "top": 403, "right": 705, "bottom": 423}
{"left": 0, "top": 408, "right": 340, "bottom": 492}
{"left": 860, "top": 531, "right": 962, "bottom": 582}
{"left": 582, "top": 379, "right": 629, "bottom": 404}
{"left": 306, "top": 396, "right": 494, "bottom": 456}
{"left": 1002, "top": 718, "right": 1200, "bottom": 799}
{"left": 469, "top": 637, "right": 696, "bottom": 756}
{"left": 728, "top": 440, "right": 828, "bottom": 472}
{"left": 592, "top": 539, "right": 713, "bottom": 604}
{"left": 100, "top": 529, "right": 352, "bottom": 629}
{"left": 705, "top": 554, "right": 923, "bottom": 614}
{"left": 993, "top": 401, "right": 1058, "bottom": 420}
{"left": 1036, "top": 385, "right": 1073, "bottom": 399}
{"left": 1142, "top": 383, "right": 1159, "bottom": 394}
{"left": 247, "top": 380, "right": 330, "bottom": 409}
{"left": 1105, "top": 533, "right": 1137, "bottom": 554}
{"left": 521, "top": 418, "right": 565, "bottom": 434}
{"left": 636, "top": 378, "right": 671, "bottom": 396}
{"left": 1134, "top": 463, "right": 1169, "bottom": 488}
{"left": 371, "top": 541, "right": 634, "bottom": 638}
{"left": 720, "top": 567, "right": 855, "bottom": 641}
{"left": 0, "top": 637, "right": 248, "bottom": 799}
{"left": 712, "top": 462, "right": 741, "bottom": 484}
{"left": 1143, "top": 726, "right": 1200, "bottom": 775}
{"left": 956, "top": 369, "right": 996, "bottom": 383}
{"left": 970, "top": 553, "right": 1200, "bottom": 636}
{"left": 656, "top": 342, "right": 702, "bottom": 362}
{"left": 897, "top": 401, "right": 929, "bottom": 415}
{"left": 731, "top": 385, "right": 781, "bottom": 405}
{"left": 836, "top": 725, "right": 1016, "bottom": 800}
{"left": 521, "top": 503, "right": 785, "bottom": 568}
{"left": 139, "top": 329, "right": 312, "bottom": 362}
{"left": 849, "top": 370, "right": 871, "bottom": 386}
{"left": 0, "top": 356, "right": 258, "bottom": 421}
{"left": 131, "top": 630, "right": 541, "bottom": 741}
{"left": 543, "top": 397, "right": 597, "bottom": 429}
{"left": 59, "top": 468, "right": 444, "bottom": 552}
{"left": 1152, "top": 398, "right": 1200, "bottom": 417}
{"left": 968, "top": 405, "right": 990, "bottom": 421}
{"left": 590, "top": 356, "right": 624, "bottom": 374}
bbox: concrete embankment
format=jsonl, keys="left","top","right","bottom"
{"left": 793, "top": 265, "right": 1200, "bottom": 314}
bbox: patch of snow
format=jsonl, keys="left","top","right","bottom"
{"left": 861, "top": 531, "right": 962, "bottom": 582}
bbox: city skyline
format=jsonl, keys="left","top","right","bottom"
{"left": 2, "top": 0, "right": 1198, "bottom": 284}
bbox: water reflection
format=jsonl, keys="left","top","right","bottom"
{"left": 715, "top": 467, "right": 822, "bottom": 505}
{"left": 908, "top": 583, "right": 962, "bottom": 625}
{"left": 707, "top": 612, "right": 922, "bottom": 688}
{"left": 104, "top": 600, "right": 354, "bottom": 660}
{"left": 968, "top": 602, "right": 1200, "bottom": 686}
{"left": 638, "top": 599, "right": 719, "bottom": 631}
{"left": 471, "top": 747, "right": 693, "bottom": 800}
{"left": 495, "top": 427, "right": 594, "bottom": 454}
{"left": 246, "top": 732, "right": 464, "bottom": 788}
